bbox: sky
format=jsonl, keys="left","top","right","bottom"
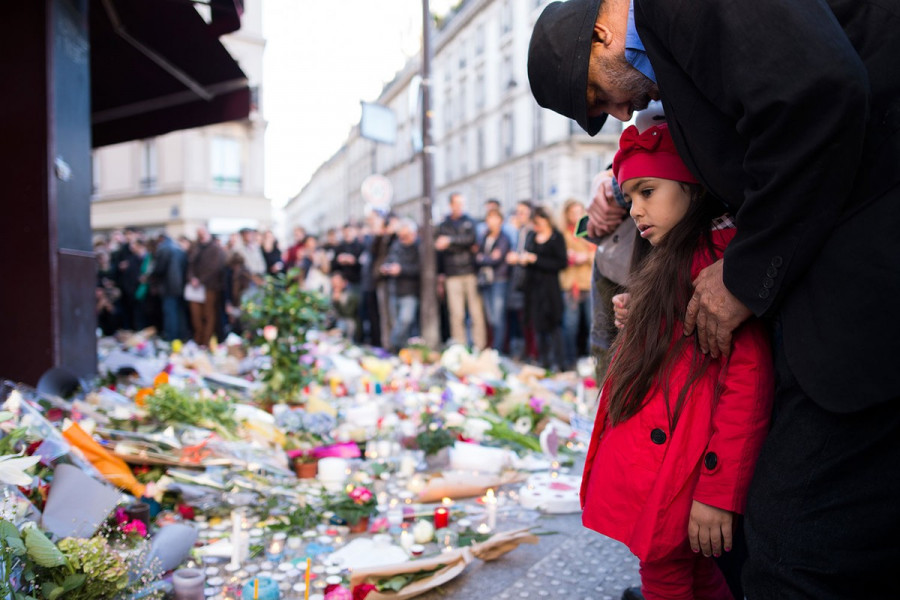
{"left": 262, "top": 0, "right": 459, "bottom": 210}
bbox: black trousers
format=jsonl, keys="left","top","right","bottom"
{"left": 743, "top": 333, "right": 900, "bottom": 599}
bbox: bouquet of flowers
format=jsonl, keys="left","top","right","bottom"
{"left": 326, "top": 486, "right": 377, "bottom": 526}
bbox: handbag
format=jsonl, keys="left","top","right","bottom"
{"left": 183, "top": 282, "right": 206, "bottom": 303}
{"left": 593, "top": 219, "right": 636, "bottom": 287}
{"left": 477, "top": 266, "right": 494, "bottom": 288}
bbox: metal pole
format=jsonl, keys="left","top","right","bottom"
{"left": 418, "top": 0, "right": 440, "bottom": 349}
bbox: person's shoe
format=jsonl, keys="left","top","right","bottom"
{"left": 621, "top": 587, "right": 645, "bottom": 600}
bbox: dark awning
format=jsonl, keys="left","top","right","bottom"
{"left": 91, "top": 0, "right": 251, "bottom": 147}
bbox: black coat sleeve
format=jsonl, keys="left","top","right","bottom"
{"left": 638, "top": 0, "right": 868, "bottom": 316}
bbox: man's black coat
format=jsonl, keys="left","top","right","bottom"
{"left": 635, "top": 0, "right": 900, "bottom": 411}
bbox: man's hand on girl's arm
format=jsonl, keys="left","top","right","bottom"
{"left": 688, "top": 500, "right": 734, "bottom": 558}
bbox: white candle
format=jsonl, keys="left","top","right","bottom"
{"left": 229, "top": 511, "right": 242, "bottom": 568}
{"left": 483, "top": 488, "right": 497, "bottom": 530}
{"left": 412, "top": 519, "right": 434, "bottom": 543}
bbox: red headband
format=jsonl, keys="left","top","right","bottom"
{"left": 613, "top": 124, "right": 697, "bottom": 185}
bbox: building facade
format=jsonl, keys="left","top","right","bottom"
{"left": 91, "top": 0, "right": 270, "bottom": 238}
{"left": 286, "top": 0, "right": 622, "bottom": 233}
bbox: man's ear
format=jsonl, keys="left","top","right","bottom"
{"left": 592, "top": 20, "right": 614, "bottom": 47}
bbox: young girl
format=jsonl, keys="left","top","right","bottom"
{"left": 580, "top": 124, "right": 774, "bottom": 600}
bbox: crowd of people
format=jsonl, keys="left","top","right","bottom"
{"left": 94, "top": 193, "right": 596, "bottom": 370}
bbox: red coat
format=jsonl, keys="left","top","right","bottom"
{"left": 580, "top": 227, "right": 774, "bottom": 562}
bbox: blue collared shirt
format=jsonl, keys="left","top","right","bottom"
{"left": 626, "top": 1, "right": 656, "bottom": 84}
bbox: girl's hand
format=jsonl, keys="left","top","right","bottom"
{"left": 688, "top": 500, "right": 734, "bottom": 558}
{"left": 612, "top": 293, "right": 630, "bottom": 329}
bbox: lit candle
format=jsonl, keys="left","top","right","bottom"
{"left": 433, "top": 507, "right": 449, "bottom": 529}
{"left": 483, "top": 488, "right": 497, "bottom": 531}
{"left": 399, "top": 530, "right": 414, "bottom": 551}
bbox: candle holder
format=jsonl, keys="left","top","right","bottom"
{"left": 172, "top": 567, "right": 205, "bottom": 600}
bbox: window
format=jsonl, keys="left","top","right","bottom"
{"left": 445, "top": 138, "right": 454, "bottom": 183}
{"left": 501, "top": 54, "right": 515, "bottom": 94}
{"left": 475, "top": 24, "right": 485, "bottom": 56}
{"left": 459, "top": 133, "right": 468, "bottom": 177}
{"left": 501, "top": 0, "right": 513, "bottom": 34}
{"left": 458, "top": 80, "right": 467, "bottom": 122}
{"left": 502, "top": 112, "right": 514, "bottom": 159}
{"left": 533, "top": 104, "right": 544, "bottom": 148}
{"left": 535, "top": 160, "right": 545, "bottom": 200}
{"left": 458, "top": 44, "right": 466, "bottom": 70}
{"left": 475, "top": 69, "right": 485, "bottom": 109}
{"left": 211, "top": 136, "right": 242, "bottom": 192}
{"left": 477, "top": 127, "right": 485, "bottom": 170}
{"left": 92, "top": 154, "right": 100, "bottom": 196}
{"left": 139, "top": 138, "right": 157, "bottom": 192}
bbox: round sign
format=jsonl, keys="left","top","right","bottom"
{"left": 361, "top": 174, "right": 393, "bottom": 208}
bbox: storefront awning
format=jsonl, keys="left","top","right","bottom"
{"left": 91, "top": 0, "right": 251, "bottom": 147}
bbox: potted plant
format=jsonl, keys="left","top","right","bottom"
{"left": 415, "top": 413, "right": 457, "bottom": 469}
{"left": 242, "top": 268, "right": 331, "bottom": 408}
{"left": 326, "top": 486, "right": 377, "bottom": 533}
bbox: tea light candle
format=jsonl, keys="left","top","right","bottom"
{"left": 230, "top": 511, "right": 243, "bottom": 568}
{"left": 433, "top": 507, "right": 449, "bottom": 529}
{"left": 266, "top": 535, "right": 285, "bottom": 560}
{"left": 409, "top": 544, "right": 425, "bottom": 557}
{"left": 241, "top": 577, "right": 280, "bottom": 600}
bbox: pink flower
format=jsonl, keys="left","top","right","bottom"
{"left": 325, "top": 586, "right": 352, "bottom": 600}
{"left": 114, "top": 507, "right": 129, "bottom": 525}
{"left": 122, "top": 519, "right": 147, "bottom": 537}
{"left": 349, "top": 487, "right": 373, "bottom": 503}
{"left": 529, "top": 397, "right": 546, "bottom": 414}
{"left": 263, "top": 325, "right": 278, "bottom": 342}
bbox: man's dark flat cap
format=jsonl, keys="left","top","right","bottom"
{"left": 528, "top": 0, "right": 606, "bottom": 136}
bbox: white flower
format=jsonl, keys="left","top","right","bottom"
{"left": 513, "top": 416, "right": 534, "bottom": 435}
{"left": 463, "top": 418, "right": 494, "bottom": 442}
{"left": 0, "top": 454, "right": 40, "bottom": 486}
{"left": 444, "top": 412, "right": 465, "bottom": 428}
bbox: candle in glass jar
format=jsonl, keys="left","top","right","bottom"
{"left": 483, "top": 488, "right": 497, "bottom": 530}
{"left": 433, "top": 507, "right": 449, "bottom": 529}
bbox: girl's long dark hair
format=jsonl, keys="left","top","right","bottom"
{"left": 604, "top": 185, "right": 722, "bottom": 430}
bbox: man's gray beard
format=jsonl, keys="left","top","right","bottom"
{"left": 608, "top": 53, "right": 659, "bottom": 113}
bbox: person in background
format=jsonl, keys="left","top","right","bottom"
{"left": 235, "top": 228, "right": 266, "bottom": 288}
{"left": 150, "top": 233, "right": 188, "bottom": 341}
{"left": 187, "top": 226, "right": 226, "bottom": 346}
{"left": 332, "top": 222, "right": 364, "bottom": 293}
{"left": 283, "top": 226, "right": 307, "bottom": 270}
{"left": 382, "top": 218, "right": 421, "bottom": 352}
{"left": 506, "top": 200, "right": 535, "bottom": 361}
{"left": 329, "top": 271, "right": 360, "bottom": 341}
{"left": 223, "top": 251, "right": 251, "bottom": 336}
{"left": 358, "top": 213, "right": 385, "bottom": 347}
{"left": 302, "top": 249, "right": 332, "bottom": 296}
{"left": 518, "top": 206, "right": 569, "bottom": 371}
{"left": 112, "top": 227, "right": 143, "bottom": 330}
{"left": 436, "top": 192, "right": 487, "bottom": 350}
{"left": 559, "top": 199, "right": 595, "bottom": 367}
{"left": 476, "top": 208, "right": 512, "bottom": 352}
{"left": 261, "top": 230, "right": 284, "bottom": 275}
{"left": 132, "top": 237, "right": 152, "bottom": 331}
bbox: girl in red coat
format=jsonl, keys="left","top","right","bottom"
{"left": 580, "top": 124, "right": 774, "bottom": 600}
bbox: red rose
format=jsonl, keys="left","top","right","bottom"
{"left": 352, "top": 584, "right": 376, "bottom": 600}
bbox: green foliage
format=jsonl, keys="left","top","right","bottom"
{"left": 325, "top": 487, "right": 377, "bottom": 526}
{"left": 415, "top": 413, "right": 457, "bottom": 456}
{"left": 144, "top": 384, "right": 237, "bottom": 439}
{"left": 0, "top": 520, "right": 138, "bottom": 600}
{"left": 242, "top": 270, "right": 331, "bottom": 406}
{"left": 268, "top": 503, "right": 320, "bottom": 536}
{"left": 371, "top": 564, "right": 448, "bottom": 592}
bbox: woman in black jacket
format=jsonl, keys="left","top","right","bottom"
{"left": 519, "top": 206, "right": 569, "bottom": 371}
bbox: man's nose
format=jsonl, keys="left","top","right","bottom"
{"left": 606, "top": 103, "right": 633, "bottom": 121}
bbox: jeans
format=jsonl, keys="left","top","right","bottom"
{"left": 481, "top": 280, "right": 508, "bottom": 352}
{"left": 161, "top": 294, "right": 187, "bottom": 341}
{"left": 389, "top": 295, "right": 419, "bottom": 351}
{"left": 562, "top": 289, "right": 591, "bottom": 366}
